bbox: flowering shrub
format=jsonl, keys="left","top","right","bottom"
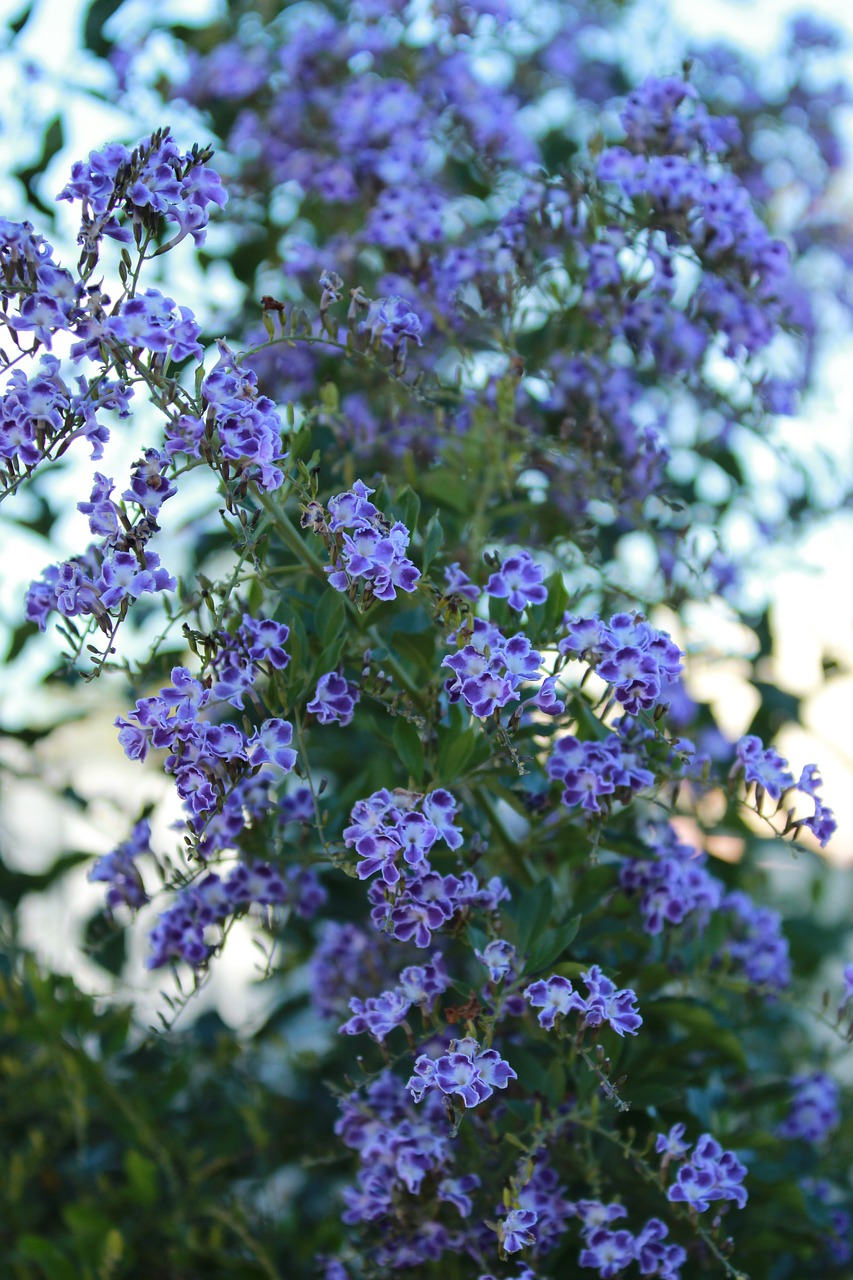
{"left": 1, "top": 2, "right": 853, "bottom": 1278}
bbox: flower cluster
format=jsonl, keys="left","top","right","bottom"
{"left": 778, "top": 1073, "right": 841, "bottom": 1146}
{"left": 559, "top": 613, "right": 684, "bottom": 717}
{"left": 524, "top": 966, "right": 642, "bottom": 1038}
{"left": 114, "top": 661, "right": 297, "bottom": 859}
{"left": 597, "top": 73, "right": 796, "bottom": 371}
{"left": 0, "top": 353, "right": 132, "bottom": 497}
{"left": 0, "top": 219, "right": 84, "bottom": 354}
{"left": 443, "top": 618, "right": 544, "bottom": 718}
{"left": 662, "top": 1132, "right": 748, "bottom": 1213}
{"left": 344, "top": 786, "right": 463, "bottom": 886}
{"left": 312, "top": 480, "right": 420, "bottom": 602}
{"left": 722, "top": 890, "right": 791, "bottom": 991}
{"left": 547, "top": 734, "right": 655, "bottom": 814}
{"left": 345, "top": 786, "right": 509, "bottom": 950}
{"left": 208, "top": 613, "right": 291, "bottom": 708}
{"left": 408, "top": 1035, "right": 517, "bottom": 1109}
{"left": 497, "top": 1156, "right": 574, "bottom": 1256}
{"left": 190, "top": 348, "right": 287, "bottom": 492}
{"left": 340, "top": 954, "right": 449, "bottom": 1041}
{"left": 147, "top": 860, "right": 324, "bottom": 969}
{"left": 334, "top": 1073, "right": 468, "bottom": 1269}
{"left": 27, "top": 450, "right": 178, "bottom": 631}
{"left": 87, "top": 817, "right": 151, "bottom": 909}
{"left": 58, "top": 129, "right": 227, "bottom": 251}
{"left": 735, "top": 738, "right": 837, "bottom": 845}
{"left": 71, "top": 288, "right": 204, "bottom": 367}
{"left": 735, "top": 734, "right": 794, "bottom": 802}
{"left": 619, "top": 75, "right": 740, "bottom": 158}
{"left": 373, "top": 876, "right": 509, "bottom": 958}
{"left": 571, "top": 1199, "right": 686, "bottom": 1278}
{"left": 619, "top": 830, "right": 722, "bottom": 935}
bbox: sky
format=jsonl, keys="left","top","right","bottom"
{"left": 1, "top": 0, "right": 853, "bottom": 1017}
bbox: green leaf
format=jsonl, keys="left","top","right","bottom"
{"left": 83, "top": 0, "right": 125, "bottom": 56}
{"left": 314, "top": 589, "right": 346, "bottom": 647}
{"left": 319, "top": 381, "right": 339, "bottom": 412}
{"left": 124, "top": 1150, "right": 158, "bottom": 1207}
{"left": 83, "top": 909, "right": 127, "bottom": 977}
{"left": 282, "top": 605, "right": 308, "bottom": 675}
{"left": 467, "top": 924, "right": 489, "bottom": 958}
{"left": 0, "top": 851, "right": 90, "bottom": 909}
{"left": 545, "top": 1058, "right": 567, "bottom": 1109}
{"left": 437, "top": 722, "right": 476, "bottom": 784}
{"left": 317, "top": 633, "right": 347, "bottom": 672}
{"left": 533, "top": 568, "right": 570, "bottom": 635}
{"left": 13, "top": 116, "right": 64, "bottom": 219}
{"left": 506, "top": 1046, "right": 552, "bottom": 1096}
{"left": 625, "top": 1083, "right": 681, "bottom": 1108}
{"left": 422, "top": 510, "right": 444, "bottom": 573}
{"left": 9, "top": 4, "right": 34, "bottom": 36}
{"left": 524, "top": 914, "right": 581, "bottom": 975}
{"left": 421, "top": 472, "right": 470, "bottom": 513}
{"left": 393, "top": 717, "right": 425, "bottom": 785}
{"left": 391, "top": 485, "right": 420, "bottom": 535}
{"left": 648, "top": 998, "right": 747, "bottom": 1069}
{"left": 512, "top": 880, "right": 554, "bottom": 955}
{"left": 16, "top": 1237, "right": 76, "bottom": 1280}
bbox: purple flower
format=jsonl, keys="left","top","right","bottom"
{"left": 58, "top": 130, "right": 226, "bottom": 250}
{"left": 524, "top": 968, "right": 642, "bottom": 1038}
{"left": 87, "top": 818, "right": 151, "bottom": 909}
{"left": 778, "top": 1073, "right": 840, "bottom": 1146}
{"left": 397, "top": 954, "right": 450, "bottom": 1005}
{"left": 389, "top": 898, "right": 448, "bottom": 947}
{"left": 437, "top": 1173, "right": 480, "bottom": 1217}
{"left": 597, "top": 646, "right": 661, "bottom": 715}
{"left": 655, "top": 1123, "right": 691, "bottom": 1160}
{"left": 372, "top": 294, "right": 423, "bottom": 347}
{"left": 523, "top": 975, "right": 587, "bottom": 1029}
{"left": 533, "top": 675, "right": 566, "bottom": 716}
{"left": 795, "top": 764, "right": 837, "bottom": 847}
{"left": 339, "top": 989, "right": 411, "bottom": 1041}
{"left": 581, "top": 965, "right": 643, "bottom": 1038}
{"left": 666, "top": 1134, "right": 748, "bottom": 1213}
{"left": 476, "top": 939, "right": 516, "bottom": 983}
{"left": 307, "top": 671, "right": 361, "bottom": 725}
{"left": 248, "top": 719, "right": 298, "bottom": 772}
{"left": 736, "top": 735, "right": 794, "bottom": 802}
{"left": 839, "top": 964, "right": 853, "bottom": 1018}
{"left": 444, "top": 561, "right": 480, "bottom": 603}
{"left": 500, "top": 1208, "right": 538, "bottom": 1253}
{"left": 632, "top": 1218, "right": 686, "bottom": 1278}
{"left": 487, "top": 550, "right": 548, "bottom": 612}
{"left": 408, "top": 1037, "right": 516, "bottom": 1109}
{"left": 96, "top": 550, "right": 176, "bottom": 609}
{"left": 320, "top": 482, "right": 420, "bottom": 602}
{"left": 394, "top": 812, "right": 439, "bottom": 867}
{"left": 354, "top": 832, "right": 404, "bottom": 885}
{"left": 579, "top": 1226, "right": 636, "bottom": 1277}
{"left": 238, "top": 615, "right": 291, "bottom": 668}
